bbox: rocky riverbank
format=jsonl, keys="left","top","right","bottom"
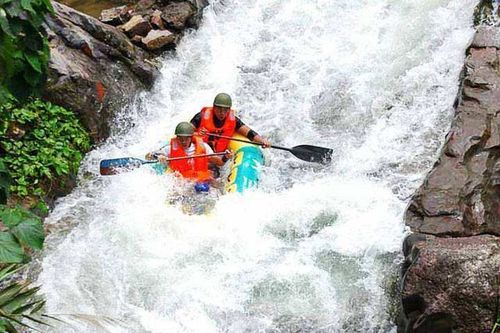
{"left": 399, "top": 9, "right": 500, "bottom": 333}
{"left": 43, "top": 0, "right": 207, "bottom": 142}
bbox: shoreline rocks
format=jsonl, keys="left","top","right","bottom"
{"left": 43, "top": 0, "right": 208, "bottom": 143}
{"left": 399, "top": 15, "right": 500, "bottom": 333}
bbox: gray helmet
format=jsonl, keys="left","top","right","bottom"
{"left": 213, "top": 93, "right": 232, "bottom": 108}
{"left": 175, "top": 122, "right": 194, "bottom": 136}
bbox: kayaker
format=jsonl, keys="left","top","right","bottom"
{"left": 190, "top": 93, "right": 271, "bottom": 154}
{"left": 145, "top": 122, "right": 231, "bottom": 183}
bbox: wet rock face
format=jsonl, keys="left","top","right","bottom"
{"left": 405, "top": 43, "right": 500, "bottom": 236}
{"left": 43, "top": 0, "right": 208, "bottom": 142}
{"left": 401, "top": 235, "right": 500, "bottom": 333}
{"left": 400, "top": 20, "right": 500, "bottom": 333}
{"left": 43, "top": 2, "right": 159, "bottom": 142}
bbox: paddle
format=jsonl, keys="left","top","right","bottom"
{"left": 207, "top": 133, "right": 333, "bottom": 164}
{"left": 99, "top": 152, "right": 226, "bottom": 175}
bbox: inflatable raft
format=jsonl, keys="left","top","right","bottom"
{"left": 152, "top": 133, "right": 264, "bottom": 214}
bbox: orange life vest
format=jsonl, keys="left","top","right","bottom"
{"left": 198, "top": 107, "right": 237, "bottom": 152}
{"left": 169, "top": 136, "right": 211, "bottom": 181}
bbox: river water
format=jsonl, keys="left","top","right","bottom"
{"left": 37, "top": 0, "right": 477, "bottom": 332}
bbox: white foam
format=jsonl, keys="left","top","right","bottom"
{"left": 38, "top": 0, "right": 477, "bottom": 331}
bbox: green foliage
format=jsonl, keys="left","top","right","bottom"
{"left": 474, "top": 0, "right": 498, "bottom": 26}
{"left": 0, "top": 98, "right": 90, "bottom": 198}
{"left": 0, "top": 264, "right": 49, "bottom": 332}
{"left": 0, "top": 205, "right": 44, "bottom": 263}
{"left": 0, "top": 0, "right": 53, "bottom": 102}
{"left": 0, "top": 162, "right": 10, "bottom": 205}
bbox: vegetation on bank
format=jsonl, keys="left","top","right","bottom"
{"left": 0, "top": 0, "right": 53, "bottom": 103}
{"left": 0, "top": 98, "right": 90, "bottom": 200}
{"left": 0, "top": 166, "right": 49, "bottom": 332}
{"left": 0, "top": 0, "right": 91, "bottom": 331}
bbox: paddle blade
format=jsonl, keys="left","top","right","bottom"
{"left": 99, "top": 158, "right": 145, "bottom": 175}
{"left": 290, "top": 145, "right": 333, "bottom": 164}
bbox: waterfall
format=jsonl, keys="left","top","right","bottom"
{"left": 38, "top": 0, "right": 477, "bottom": 332}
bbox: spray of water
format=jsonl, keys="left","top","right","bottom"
{"left": 37, "top": 0, "right": 477, "bottom": 332}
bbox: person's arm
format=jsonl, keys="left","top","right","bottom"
{"left": 145, "top": 146, "right": 170, "bottom": 165}
{"left": 237, "top": 125, "right": 271, "bottom": 148}
{"left": 210, "top": 151, "right": 233, "bottom": 166}
{"left": 205, "top": 143, "right": 232, "bottom": 166}
{"left": 190, "top": 112, "right": 202, "bottom": 129}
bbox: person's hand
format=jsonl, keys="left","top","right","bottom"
{"left": 198, "top": 128, "right": 208, "bottom": 136}
{"left": 157, "top": 155, "right": 168, "bottom": 165}
{"left": 257, "top": 136, "right": 271, "bottom": 148}
{"left": 224, "top": 149, "right": 234, "bottom": 160}
{"left": 220, "top": 149, "right": 233, "bottom": 164}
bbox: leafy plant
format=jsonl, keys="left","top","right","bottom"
{"left": 0, "top": 0, "right": 53, "bottom": 102}
{"left": 0, "top": 162, "right": 10, "bottom": 205}
{"left": 0, "top": 264, "right": 49, "bottom": 332}
{"left": 0, "top": 205, "right": 44, "bottom": 264}
{"left": 0, "top": 98, "right": 90, "bottom": 199}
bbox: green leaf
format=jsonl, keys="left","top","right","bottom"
{"left": 28, "top": 299, "right": 44, "bottom": 315}
{"left": 0, "top": 264, "right": 22, "bottom": 281}
{"left": 0, "top": 232, "right": 24, "bottom": 263}
{"left": 0, "top": 8, "right": 13, "bottom": 37}
{"left": 2, "top": 319, "right": 18, "bottom": 333}
{"left": 0, "top": 207, "right": 24, "bottom": 228}
{"left": 4, "top": 1, "right": 22, "bottom": 18}
{"left": 10, "top": 218, "right": 44, "bottom": 250}
{"left": 2, "top": 285, "right": 40, "bottom": 313}
{"left": 20, "top": 0, "right": 35, "bottom": 15}
{"left": 22, "top": 313, "right": 49, "bottom": 327}
{"left": 0, "top": 310, "right": 37, "bottom": 332}
{"left": 11, "top": 300, "right": 41, "bottom": 315}
{"left": 0, "top": 283, "right": 25, "bottom": 308}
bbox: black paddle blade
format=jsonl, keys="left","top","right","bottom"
{"left": 99, "top": 158, "right": 146, "bottom": 175}
{"left": 290, "top": 145, "right": 333, "bottom": 164}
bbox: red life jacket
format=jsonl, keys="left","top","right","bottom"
{"left": 198, "top": 107, "right": 237, "bottom": 152}
{"left": 169, "top": 136, "right": 211, "bottom": 181}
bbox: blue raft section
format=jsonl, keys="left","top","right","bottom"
{"left": 225, "top": 134, "right": 265, "bottom": 193}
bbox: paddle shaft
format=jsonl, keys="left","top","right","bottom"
{"left": 205, "top": 132, "right": 333, "bottom": 164}
{"left": 154, "top": 152, "right": 226, "bottom": 162}
{"left": 99, "top": 152, "right": 228, "bottom": 176}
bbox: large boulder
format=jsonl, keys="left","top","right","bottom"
{"left": 400, "top": 18, "right": 500, "bottom": 333}
{"left": 43, "top": 1, "right": 159, "bottom": 142}
{"left": 161, "top": 2, "right": 196, "bottom": 31}
{"left": 400, "top": 234, "right": 499, "bottom": 333}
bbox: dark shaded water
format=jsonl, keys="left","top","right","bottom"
{"left": 56, "top": 0, "right": 130, "bottom": 18}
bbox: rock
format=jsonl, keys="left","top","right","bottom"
{"left": 161, "top": 2, "right": 196, "bottom": 31}
{"left": 405, "top": 32, "right": 500, "bottom": 237}
{"left": 121, "top": 15, "right": 152, "bottom": 37}
{"left": 150, "top": 10, "right": 165, "bottom": 29}
{"left": 401, "top": 19, "right": 500, "bottom": 333}
{"left": 43, "top": 2, "right": 159, "bottom": 142}
{"left": 141, "top": 29, "right": 176, "bottom": 50}
{"left": 471, "top": 26, "right": 500, "bottom": 48}
{"left": 130, "top": 35, "right": 143, "bottom": 44}
{"left": 400, "top": 234, "right": 500, "bottom": 333}
{"left": 99, "top": 5, "right": 130, "bottom": 26}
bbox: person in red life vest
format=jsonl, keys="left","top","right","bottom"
{"left": 190, "top": 93, "right": 271, "bottom": 154}
{"left": 145, "top": 122, "right": 231, "bottom": 183}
